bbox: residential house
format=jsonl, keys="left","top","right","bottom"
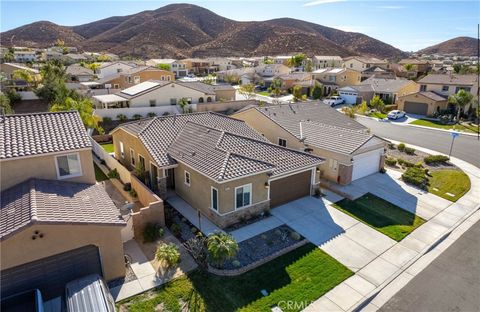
{"left": 397, "top": 59, "right": 431, "bottom": 77}
{"left": 342, "top": 56, "right": 389, "bottom": 72}
{"left": 111, "top": 112, "right": 324, "bottom": 228}
{"left": 216, "top": 68, "right": 257, "bottom": 85}
{"left": 254, "top": 64, "right": 291, "bottom": 87}
{"left": 94, "top": 66, "right": 175, "bottom": 90}
{"left": 146, "top": 59, "right": 188, "bottom": 77}
{"left": 273, "top": 56, "right": 292, "bottom": 65}
{"left": 276, "top": 72, "right": 314, "bottom": 92}
{"left": 180, "top": 58, "right": 216, "bottom": 76}
{"left": 397, "top": 91, "right": 449, "bottom": 116}
{"left": 13, "top": 50, "right": 38, "bottom": 62}
{"left": 0, "top": 62, "right": 41, "bottom": 91}
{"left": 0, "top": 111, "right": 126, "bottom": 301}
{"left": 94, "top": 61, "right": 136, "bottom": 79}
{"left": 205, "top": 57, "right": 237, "bottom": 71}
{"left": 360, "top": 66, "right": 396, "bottom": 81}
{"left": 358, "top": 77, "right": 419, "bottom": 104}
{"left": 312, "top": 56, "right": 343, "bottom": 69}
{"left": 337, "top": 85, "right": 375, "bottom": 104}
{"left": 233, "top": 103, "right": 387, "bottom": 185}
{"left": 62, "top": 53, "right": 88, "bottom": 64}
{"left": 66, "top": 64, "right": 95, "bottom": 82}
{"left": 312, "top": 67, "right": 362, "bottom": 94}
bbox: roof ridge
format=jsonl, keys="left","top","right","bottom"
{"left": 29, "top": 179, "right": 38, "bottom": 222}
{"left": 1, "top": 110, "right": 80, "bottom": 118}
{"left": 301, "top": 120, "right": 370, "bottom": 135}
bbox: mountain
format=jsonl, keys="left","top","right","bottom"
{"left": 1, "top": 3, "right": 405, "bottom": 59}
{"left": 418, "top": 37, "right": 478, "bottom": 56}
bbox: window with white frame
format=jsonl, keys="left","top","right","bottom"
{"left": 56, "top": 153, "right": 82, "bottom": 179}
{"left": 184, "top": 171, "right": 191, "bottom": 186}
{"left": 130, "top": 149, "right": 135, "bottom": 166}
{"left": 235, "top": 184, "right": 252, "bottom": 209}
{"left": 278, "top": 138, "right": 287, "bottom": 147}
{"left": 211, "top": 187, "right": 218, "bottom": 211}
{"left": 120, "top": 141, "right": 125, "bottom": 158}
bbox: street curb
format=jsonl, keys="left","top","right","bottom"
{"left": 406, "top": 123, "right": 479, "bottom": 137}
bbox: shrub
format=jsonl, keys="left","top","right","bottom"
{"left": 132, "top": 114, "right": 142, "bottom": 120}
{"left": 102, "top": 117, "right": 112, "bottom": 124}
{"left": 116, "top": 114, "right": 127, "bottom": 121}
{"left": 415, "top": 161, "right": 424, "bottom": 168}
{"left": 402, "top": 167, "right": 428, "bottom": 188}
{"left": 170, "top": 223, "right": 181, "bottom": 237}
{"left": 397, "top": 158, "right": 414, "bottom": 167}
{"left": 232, "top": 260, "right": 241, "bottom": 268}
{"left": 404, "top": 147, "right": 416, "bottom": 155}
{"left": 397, "top": 143, "right": 406, "bottom": 151}
{"left": 143, "top": 223, "right": 164, "bottom": 243}
{"left": 147, "top": 112, "right": 156, "bottom": 117}
{"left": 385, "top": 158, "right": 397, "bottom": 166}
{"left": 107, "top": 168, "right": 119, "bottom": 179}
{"left": 207, "top": 231, "right": 239, "bottom": 266}
{"left": 123, "top": 182, "right": 132, "bottom": 191}
{"left": 129, "top": 188, "right": 137, "bottom": 198}
{"left": 424, "top": 155, "right": 450, "bottom": 165}
{"left": 156, "top": 243, "right": 181, "bottom": 267}
{"left": 290, "top": 231, "right": 301, "bottom": 241}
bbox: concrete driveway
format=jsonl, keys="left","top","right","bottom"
{"left": 271, "top": 196, "right": 396, "bottom": 272}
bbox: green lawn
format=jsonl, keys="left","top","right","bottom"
{"left": 367, "top": 112, "right": 387, "bottom": 119}
{"left": 428, "top": 170, "right": 471, "bottom": 202}
{"left": 101, "top": 143, "right": 114, "bottom": 153}
{"left": 94, "top": 163, "right": 109, "bottom": 182}
{"left": 332, "top": 193, "right": 425, "bottom": 241}
{"left": 119, "top": 244, "right": 353, "bottom": 312}
{"left": 256, "top": 91, "right": 271, "bottom": 96}
{"left": 410, "top": 119, "right": 480, "bottom": 134}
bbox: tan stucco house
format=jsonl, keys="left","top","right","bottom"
{"left": 397, "top": 91, "right": 449, "bottom": 116}
{"left": 0, "top": 111, "right": 126, "bottom": 300}
{"left": 233, "top": 103, "right": 387, "bottom": 185}
{"left": 94, "top": 66, "right": 175, "bottom": 89}
{"left": 110, "top": 112, "right": 324, "bottom": 228}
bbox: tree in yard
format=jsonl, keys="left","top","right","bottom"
{"left": 448, "top": 89, "right": 474, "bottom": 121}
{"left": 0, "top": 93, "right": 14, "bottom": 114}
{"left": 270, "top": 79, "right": 283, "bottom": 98}
{"left": 342, "top": 106, "right": 356, "bottom": 119}
{"left": 156, "top": 63, "right": 171, "bottom": 71}
{"left": 87, "top": 63, "right": 100, "bottom": 73}
{"left": 311, "top": 82, "right": 323, "bottom": 100}
{"left": 239, "top": 83, "right": 256, "bottom": 100}
{"left": 287, "top": 54, "right": 307, "bottom": 68}
{"left": 292, "top": 85, "right": 306, "bottom": 102}
{"left": 403, "top": 63, "right": 415, "bottom": 71}
{"left": 50, "top": 97, "right": 102, "bottom": 132}
{"left": 370, "top": 95, "right": 386, "bottom": 113}
{"left": 356, "top": 100, "right": 369, "bottom": 115}
{"left": 207, "top": 231, "right": 239, "bottom": 266}
{"left": 12, "top": 69, "right": 41, "bottom": 88}
{"left": 183, "top": 234, "right": 208, "bottom": 271}
{"left": 36, "top": 60, "right": 70, "bottom": 104}
{"left": 304, "top": 59, "right": 314, "bottom": 72}
{"left": 156, "top": 243, "right": 181, "bottom": 268}
{"left": 178, "top": 97, "right": 190, "bottom": 113}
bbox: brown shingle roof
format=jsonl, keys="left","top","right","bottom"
{"left": 0, "top": 111, "right": 91, "bottom": 160}
{"left": 0, "top": 179, "right": 125, "bottom": 240}
{"left": 418, "top": 74, "right": 477, "bottom": 86}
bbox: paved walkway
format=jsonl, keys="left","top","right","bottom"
{"left": 304, "top": 141, "right": 480, "bottom": 312}
{"left": 167, "top": 195, "right": 220, "bottom": 235}
{"left": 229, "top": 216, "right": 283, "bottom": 242}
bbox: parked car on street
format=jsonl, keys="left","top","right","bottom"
{"left": 387, "top": 110, "right": 406, "bottom": 120}
{"left": 323, "top": 96, "right": 344, "bottom": 106}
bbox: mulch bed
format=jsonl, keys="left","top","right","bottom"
{"left": 386, "top": 144, "right": 459, "bottom": 172}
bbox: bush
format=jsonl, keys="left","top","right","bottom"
{"left": 424, "top": 155, "right": 450, "bottom": 165}
{"left": 402, "top": 167, "right": 428, "bottom": 188}
{"left": 385, "top": 158, "right": 397, "bottom": 166}
{"left": 290, "top": 231, "right": 301, "bottom": 241}
{"left": 147, "top": 112, "right": 156, "bottom": 117}
{"left": 397, "top": 158, "right": 414, "bottom": 167}
{"left": 207, "top": 231, "right": 239, "bottom": 266}
{"left": 156, "top": 243, "right": 181, "bottom": 267}
{"left": 129, "top": 188, "right": 137, "bottom": 198}
{"left": 102, "top": 117, "right": 112, "bottom": 124}
{"left": 143, "top": 223, "right": 165, "bottom": 243}
{"left": 107, "top": 168, "right": 119, "bottom": 179}
{"left": 170, "top": 223, "right": 181, "bottom": 237}
{"left": 232, "top": 260, "right": 241, "bottom": 268}
{"left": 397, "top": 143, "right": 406, "bottom": 151}
{"left": 123, "top": 182, "right": 132, "bottom": 191}
{"left": 404, "top": 147, "right": 416, "bottom": 155}
{"left": 117, "top": 114, "right": 127, "bottom": 121}
{"left": 132, "top": 114, "right": 142, "bottom": 120}
{"left": 415, "top": 161, "right": 424, "bottom": 168}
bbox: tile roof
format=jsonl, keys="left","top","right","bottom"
{"left": 168, "top": 122, "right": 323, "bottom": 181}
{"left": 360, "top": 77, "right": 415, "bottom": 93}
{"left": 0, "top": 179, "right": 125, "bottom": 240}
{"left": 66, "top": 64, "right": 94, "bottom": 76}
{"left": 0, "top": 111, "right": 91, "bottom": 160}
{"left": 115, "top": 112, "right": 267, "bottom": 167}
{"left": 418, "top": 91, "right": 448, "bottom": 101}
{"left": 418, "top": 74, "right": 477, "bottom": 85}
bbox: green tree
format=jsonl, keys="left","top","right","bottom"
{"left": 263, "top": 57, "right": 274, "bottom": 64}
{"left": 178, "top": 97, "right": 189, "bottom": 113}
{"left": 155, "top": 63, "right": 171, "bottom": 71}
{"left": 292, "top": 85, "right": 306, "bottom": 102}
{"left": 403, "top": 63, "right": 415, "bottom": 71}
{"left": 370, "top": 95, "right": 386, "bottom": 113}
{"left": 2, "top": 51, "right": 14, "bottom": 62}
{"left": 287, "top": 54, "right": 307, "bottom": 68}
{"left": 0, "top": 93, "right": 14, "bottom": 114}
{"left": 311, "top": 82, "right": 323, "bottom": 100}
{"left": 207, "top": 232, "right": 238, "bottom": 266}
{"left": 239, "top": 83, "right": 256, "bottom": 100}
{"left": 50, "top": 97, "right": 102, "bottom": 132}
{"left": 270, "top": 79, "right": 283, "bottom": 97}
{"left": 304, "top": 59, "right": 313, "bottom": 72}
{"left": 448, "top": 89, "right": 474, "bottom": 121}
{"left": 156, "top": 243, "right": 180, "bottom": 268}
{"left": 12, "top": 69, "right": 41, "bottom": 88}
{"left": 357, "top": 100, "right": 368, "bottom": 115}
{"left": 342, "top": 106, "right": 356, "bottom": 119}
{"left": 203, "top": 74, "right": 215, "bottom": 85}
{"left": 36, "top": 60, "right": 72, "bottom": 104}
{"left": 87, "top": 63, "right": 100, "bottom": 73}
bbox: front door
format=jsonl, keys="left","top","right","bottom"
{"left": 166, "top": 168, "right": 175, "bottom": 190}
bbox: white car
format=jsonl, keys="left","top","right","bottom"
{"left": 387, "top": 110, "right": 406, "bottom": 120}
{"left": 323, "top": 96, "right": 344, "bottom": 106}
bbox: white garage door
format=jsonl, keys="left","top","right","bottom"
{"left": 339, "top": 92, "right": 358, "bottom": 104}
{"left": 352, "top": 149, "right": 381, "bottom": 181}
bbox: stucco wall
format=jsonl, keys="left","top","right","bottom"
{"left": 1, "top": 149, "right": 95, "bottom": 190}
{"left": 129, "top": 83, "right": 215, "bottom": 107}
{"left": 397, "top": 93, "right": 448, "bottom": 116}
{"left": 214, "top": 89, "right": 236, "bottom": 101}
{"left": 0, "top": 224, "right": 125, "bottom": 281}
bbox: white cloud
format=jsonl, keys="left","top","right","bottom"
{"left": 303, "top": 0, "right": 346, "bottom": 7}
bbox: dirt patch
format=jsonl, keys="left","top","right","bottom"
{"left": 386, "top": 144, "right": 458, "bottom": 172}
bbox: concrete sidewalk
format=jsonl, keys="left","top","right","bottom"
{"left": 304, "top": 141, "right": 480, "bottom": 312}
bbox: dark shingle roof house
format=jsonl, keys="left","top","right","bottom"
{"left": 0, "top": 111, "right": 91, "bottom": 160}
{"left": 0, "top": 179, "right": 125, "bottom": 240}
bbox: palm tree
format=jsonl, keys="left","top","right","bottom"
{"left": 207, "top": 231, "right": 239, "bottom": 266}
{"left": 12, "top": 69, "right": 41, "bottom": 88}
{"left": 448, "top": 89, "right": 474, "bottom": 122}
{"left": 178, "top": 97, "right": 189, "bottom": 113}
{"left": 155, "top": 243, "right": 180, "bottom": 268}
{"left": 50, "top": 97, "right": 102, "bottom": 132}
{"left": 403, "top": 63, "right": 415, "bottom": 71}
{"left": 270, "top": 79, "right": 283, "bottom": 98}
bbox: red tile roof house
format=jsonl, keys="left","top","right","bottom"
{"left": 0, "top": 111, "right": 126, "bottom": 301}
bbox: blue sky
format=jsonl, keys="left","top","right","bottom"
{"left": 1, "top": 0, "right": 478, "bottom": 51}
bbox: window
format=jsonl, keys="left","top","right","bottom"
{"left": 161, "top": 76, "right": 165, "bottom": 81}
{"left": 120, "top": 141, "right": 125, "bottom": 158}
{"left": 278, "top": 138, "right": 287, "bottom": 147}
{"left": 184, "top": 171, "right": 191, "bottom": 186}
{"left": 130, "top": 149, "right": 135, "bottom": 166}
{"left": 211, "top": 187, "right": 218, "bottom": 211}
{"left": 167, "top": 76, "right": 171, "bottom": 81}
{"left": 170, "top": 98, "right": 177, "bottom": 105}
{"left": 207, "top": 97, "right": 212, "bottom": 102}
{"left": 138, "top": 154, "right": 145, "bottom": 170}
{"left": 420, "top": 85, "right": 427, "bottom": 92}
{"left": 235, "top": 184, "right": 252, "bottom": 209}
{"left": 127, "top": 76, "right": 132, "bottom": 83}
{"left": 149, "top": 99, "right": 156, "bottom": 107}
{"left": 442, "top": 85, "right": 449, "bottom": 92}
{"left": 349, "top": 63, "right": 353, "bottom": 68}
{"left": 134, "top": 76, "right": 140, "bottom": 84}
{"left": 455, "top": 87, "right": 471, "bottom": 93}
{"left": 329, "top": 159, "right": 338, "bottom": 171}
{"left": 117, "top": 68, "right": 123, "bottom": 73}
{"left": 55, "top": 153, "right": 82, "bottom": 179}
{"left": 198, "top": 97, "right": 204, "bottom": 103}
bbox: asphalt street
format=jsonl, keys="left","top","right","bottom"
{"left": 379, "top": 219, "right": 480, "bottom": 312}
{"left": 356, "top": 117, "right": 480, "bottom": 167}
